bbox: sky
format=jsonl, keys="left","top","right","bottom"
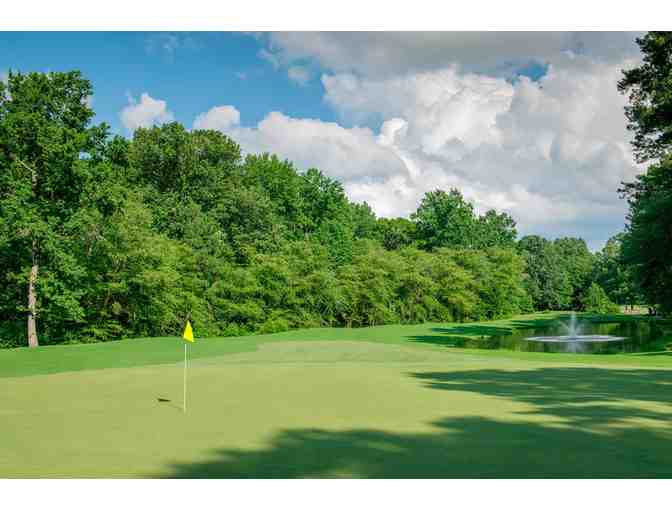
{"left": 0, "top": 31, "right": 647, "bottom": 250}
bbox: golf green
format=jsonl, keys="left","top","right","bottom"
{"left": 2, "top": 313, "right": 672, "bottom": 478}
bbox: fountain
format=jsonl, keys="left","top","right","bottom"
{"left": 526, "top": 312, "right": 625, "bottom": 352}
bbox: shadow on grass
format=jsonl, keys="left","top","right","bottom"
{"left": 408, "top": 324, "right": 515, "bottom": 349}
{"left": 160, "top": 367, "right": 672, "bottom": 478}
{"left": 411, "top": 367, "right": 672, "bottom": 418}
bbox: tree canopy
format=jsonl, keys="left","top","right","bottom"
{"left": 411, "top": 189, "right": 517, "bottom": 251}
{"left": 0, "top": 68, "right": 644, "bottom": 348}
{"left": 618, "top": 31, "right": 672, "bottom": 314}
{"left": 618, "top": 32, "right": 672, "bottom": 163}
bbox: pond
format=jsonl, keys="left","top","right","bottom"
{"left": 460, "top": 317, "right": 665, "bottom": 354}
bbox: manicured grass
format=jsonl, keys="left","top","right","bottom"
{"left": 2, "top": 312, "right": 671, "bottom": 379}
{"left": 2, "top": 312, "right": 672, "bottom": 477}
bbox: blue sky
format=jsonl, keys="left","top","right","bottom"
{"left": 0, "top": 32, "right": 335, "bottom": 134}
{"left": 0, "top": 32, "right": 550, "bottom": 136}
{"left": 0, "top": 32, "right": 644, "bottom": 249}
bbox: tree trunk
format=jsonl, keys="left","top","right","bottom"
{"left": 27, "top": 244, "right": 39, "bottom": 348}
{"left": 26, "top": 158, "right": 40, "bottom": 348}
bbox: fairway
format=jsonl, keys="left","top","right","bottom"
{"left": 2, "top": 313, "right": 672, "bottom": 478}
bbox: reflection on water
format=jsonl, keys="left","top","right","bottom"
{"left": 470, "top": 320, "right": 663, "bottom": 354}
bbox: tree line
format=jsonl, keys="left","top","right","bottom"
{"left": 0, "top": 66, "right": 641, "bottom": 348}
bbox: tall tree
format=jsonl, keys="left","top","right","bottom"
{"left": 618, "top": 32, "right": 672, "bottom": 313}
{"left": 618, "top": 32, "right": 672, "bottom": 163}
{"left": 348, "top": 202, "right": 378, "bottom": 240}
{"left": 517, "top": 235, "right": 572, "bottom": 310}
{"left": 412, "top": 190, "right": 518, "bottom": 251}
{"left": 242, "top": 153, "right": 306, "bottom": 237}
{"left": 474, "top": 209, "right": 518, "bottom": 249}
{"left": 552, "top": 237, "right": 595, "bottom": 308}
{"left": 376, "top": 217, "right": 416, "bottom": 250}
{"left": 620, "top": 157, "right": 672, "bottom": 312}
{"left": 593, "top": 234, "right": 641, "bottom": 308}
{"left": 412, "top": 189, "right": 477, "bottom": 250}
{"left": 0, "top": 71, "right": 99, "bottom": 347}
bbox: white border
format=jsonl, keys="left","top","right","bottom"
{"left": 0, "top": 1, "right": 671, "bottom": 30}
{"left": 2, "top": 479, "right": 669, "bottom": 510}
{"left": 3, "top": 3, "right": 672, "bottom": 507}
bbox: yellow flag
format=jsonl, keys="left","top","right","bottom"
{"left": 182, "top": 321, "right": 195, "bottom": 343}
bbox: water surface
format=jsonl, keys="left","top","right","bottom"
{"left": 482, "top": 319, "right": 662, "bottom": 353}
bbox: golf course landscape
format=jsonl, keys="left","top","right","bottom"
{"left": 3, "top": 312, "right": 672, "bottom": 478}
{"left": 4, "top": 31, "right": 672, "bottom": 486}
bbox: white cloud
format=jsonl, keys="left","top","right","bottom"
{"left": 319, "top": 54, "right": 641, "bottom": 248}
{"left": 120, "top": 93, "right": 174, "bottom": 132}
{"left": 193, "top": 105, "right": 241, "bottom": 131}
{"left": 200, "top": 33, "right": 646, "bottom": 249}
{"left": 196, "top": 110, "right": 408, "bottom": 183}
{"left": 232, "top": 112, "right": 408, "bottom": 182}
{"left": 259, "top": 32, "right": 642, "bottom": 78}
{"left": 323, "top": 67, "right": 513, "bottom": 150}
{"left": 287, "top": 66, "right": 311, "bottom": 86}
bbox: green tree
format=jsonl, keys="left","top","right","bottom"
{"left": 0, "top": 69, "right": 546, "bottom": 347}
{"left": 336, "top": 246, "right": 399, "bottom": 327}
{"left": 618, "top": 32, "right": 672, "bottom": 314}
{"left": 620, "top": 157, "right": 672, "bottom": 313}
{"left": 517, "top": 236, "right": 572, "bottom": 310}
{"left": 593, "top": 234, "right": 641, "bottom": 308}
{"left": 349, "top": 202, "right": 378, "bottom": 240}
{"left": 618, "top": 32, "right": 672, "bottom": 163}
{"left": 242, "top": 153, "right": 307, "bottom": 237}
{"left": 474, "top": 210, "right": 517, "bottom": 249}
{"left": 79, "top": 192, "right": 201, "bottom": 339}
{"left": 376, "top": 217, "right": 416, "bottom": 250}
{"left": 451, "top": 248, "right": 531, "bottom": 319}
{"left": 128, "top": 123, "right": 240, "bottom": 201}
{"left": 300, "top": 168, "right": 351, "bottom": 235}
{"left": 412, "top": 190, "right": 517, "bottom": 251}
{"left": 582, "top": 283, "right": 620, "bottom": 314}
{"left": 412, "top": 189, "right": 477, "bottom": 250}
{"left": 0, "top": 71, "right": 100, "bottom": 347}
{"left": 552, "top": 237, "right": 595, "bottom": 308}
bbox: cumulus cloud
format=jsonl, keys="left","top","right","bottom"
{"left": 259, "top": 31, "right": 642, "bottom": 78}
{"left": 195, "top": 109, "right": 408, "bottom": 183}
{"left": 319, "top": 54, "right": 641, "bottom": 248}
{"left": 193, "top": 105, "right": 241, "bottom": 131}
{"left": 232, "top": 112, "right": 408, "bottom": 182}
{"left": 193, "top": 34, "right": 645, "bottom": 249}
{"left": 120, "top": 93, "right": 174, "bottom": 132}
{"left": 323, "top": 67, "right": 513, "bottom": 150}
{"left": 287, "top": 66, "right": 311, "bottom": 86}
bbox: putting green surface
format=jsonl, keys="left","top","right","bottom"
{"left": 2, "top": 313, "right": 672, "bottom": 478}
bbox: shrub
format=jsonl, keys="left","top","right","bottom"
{"left": 582, "top": 283, "right": 621, "bottom": 314}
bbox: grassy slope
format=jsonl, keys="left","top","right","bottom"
{"left": 2, "top": 312, "right": 671, "bottom": 379}
{"left": 2, "top": 312, "right": 672, "bottom": 478}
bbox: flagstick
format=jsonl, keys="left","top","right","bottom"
{"left": 183, "top": 343, "right": 188, "bottom": 414}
